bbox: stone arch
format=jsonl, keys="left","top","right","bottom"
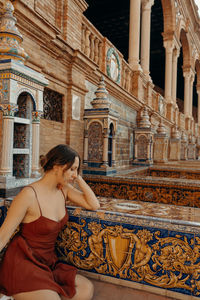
{"left": 176, "top": 17, "right": 187, "bottom": 40}
{"left": 160, "top": 0, "right": 176, "bottom": 33}
{"left": 195, "top": 60, "right": 200, "bottom": 86}
{"left": 108, "top": 120, "right": 117, "bottom": 135}
{"left": 15, "top": 88, "right": 36, "bottom": 110}
{"left": 87, "top": 119, "right": 103, "bottom": 131}
{"left": 180, "top": 29, "right": 191, "bottom": 67}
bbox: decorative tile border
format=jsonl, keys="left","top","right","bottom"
{"left": 84, "top": 176, "right": 200, "bottom": 207}
{"left": 56, "top": 206, "right": 200, "bottom": 298}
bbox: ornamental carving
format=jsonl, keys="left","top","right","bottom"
{"left": 137, "top": 135, "right": 148, "bottom": 159}
{"left": 106, "top": 48, "right": 121, "bottom": 84}
{"left": 57, "top": 221, "right": 200, "bottom": 295}
{"left": 88, "top": 122, "right": 103, "bottom": 161}
{"left": 43, "top": 88, "right": 63, "bottom": 122}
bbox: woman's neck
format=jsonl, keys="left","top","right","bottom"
{"left": 39, "top": 171, "right": 59, "bottom": 192}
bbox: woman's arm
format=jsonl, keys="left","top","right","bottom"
{"left": 0, "top": 188, "right": 32, "bottom": 252}
{"left": 66, "top": 175, "right": 100, "bottom": 210}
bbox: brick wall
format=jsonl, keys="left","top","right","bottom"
{"left": 35, "top": 0, "right": 56, "bottom": 27}
{"left": 63, "top": 0, "right": 84, "bottom": 50}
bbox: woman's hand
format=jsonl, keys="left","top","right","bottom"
{"left": 65, "top": 175, "right": 100, "bottom": 211}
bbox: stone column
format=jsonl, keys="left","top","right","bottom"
{"left": 83, "top": 129, "right": 88, "bottom": 165}
{"left": 31, "top": 111, "right": 42, "bottom": 178}
{"left": 172, "top": 47, "right": 179, "bottom": 105}
{"left": 112, "top": 134, "right": 116, "bottom": 167}
{"left": 102, "top": 130, "right": 109, "bottom": 167}
{"left": 0, "top": 103, "right": 18, "bottom": 176}
{"left": 129, "top": 0, "right": 141, "bottom": 69}
{"left": 183, "top": 69, "right": 191, "bottom": 117}
{"left": 164, "top": 40, "right": 174, "bottom": 103}
{"left": 189, "top": 71, "right": 195, "bottom": 118}
{"left": 141, "top": 0, "right": 154, "bottom": 77}
{"left": 197, "top": 87, "right": 200, "bottom": 125}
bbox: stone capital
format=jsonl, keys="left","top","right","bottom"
{"left": 141, "top": 0, "right": 154, "bottom": 10}
{"left": 173, "top": 47, "right": 180, "bottom": 59}
{"left": 163, "top": 39, "right": 174, "bottom": 53}
{"left": 32, "top": 110, "right": 43, "bottom": 123}
{"left": 0, "top": 103, "right": 18, "bottom": 117}
{"left": 182, "top": 67, "right": 192, "bottom": 79}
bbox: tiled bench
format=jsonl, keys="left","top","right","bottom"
{"left": 56, "top": 197, "right": 200, "bottom": 300}
{"left": 1, "top": 197, "right": 200, "bottom": 299}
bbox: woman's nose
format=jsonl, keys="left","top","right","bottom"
{"left": 73, "top": 170, "right": 78, "bottom": 178}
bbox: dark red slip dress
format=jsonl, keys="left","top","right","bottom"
{"left": 0, "top": 186, "right": 77, "bottom": 298}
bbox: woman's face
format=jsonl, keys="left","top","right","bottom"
{"left": 59, "top": 156, "right": 79, "bottom": 184}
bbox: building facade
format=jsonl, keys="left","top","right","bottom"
{"left": 0, "top": 0, "right": 200, "bottom": 190}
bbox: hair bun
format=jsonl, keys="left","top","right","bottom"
{"left": 40, "top": 155, "right": 47, "bottom": 168}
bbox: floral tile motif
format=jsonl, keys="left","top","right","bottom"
{"left": 84, "top": 176, "right": 200, "bottom": 208}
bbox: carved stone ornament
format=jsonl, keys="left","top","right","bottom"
{"left": 181, "top": 131, "right": 187, "bottom": 142}
{"left": 32, "top": 110, "right": 43, "bottom": 123}
{"left": 0, "top": 103, "right": 18, "bottom": 117}
{"left": 158, "top": 95, "right": 164, "bottom": 115}
{"left": 139, "top": 107, "right": 151, "bottom": 128}
{"left": 171, "top": 126, "right": 180, "bottom": 139}
{"left": 91, "top": 76, "right": 110, "bottom": 109}
{"left": 106, "top": 48, "right": 121, "bottom": 83}
{"left": 157, "top": 120, "right": 167, "bottom": 135}
{"left": 0, "top": 0, "right": 29, "bottom": 62}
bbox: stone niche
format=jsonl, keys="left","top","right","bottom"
{"left": 0, "top": 1, "right": 48, "bottom": 197}
{"left": 133, "top": 107, "right": 154, "bottom": 165}
{"left": 83, "top": 76, "right": 119, "bottom": 175}
{"left": 153, "top": 121, "right": 169, "bottom": 163}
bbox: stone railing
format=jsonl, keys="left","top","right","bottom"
{"left": 81, "top": 16, "right": 104, "bottom": 71}
{"left": 81, "top": 16, "right": 199, "bottom": 141}
{"left": 121, "top": 60, "right": 133, "bottom": 94}
{"left": 178, "top": 112, "right": 185, "bottom": 130}
{"left": 81, "top": 16, "right": 134, "bottom": 97}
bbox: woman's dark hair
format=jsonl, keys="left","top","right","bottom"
{"left": 40, "top": 144, "right": 80, "bottom": 173}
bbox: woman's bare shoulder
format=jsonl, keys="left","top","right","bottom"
{"left": 13, "top": 185, "right": 37, "bottom": 205}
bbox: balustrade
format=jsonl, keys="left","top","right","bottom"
{"left": 81, "top": 17, "right": 199, "bottom": 141}
{"left": 81, "top": 16, "right": 104, "bottom": 70}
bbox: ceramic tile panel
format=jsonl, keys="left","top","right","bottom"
{"left": 84, "top": 176, "right": 200, "bottom": 208}
{"left": 56, "top": 198, "right": 200, "bottom": 298}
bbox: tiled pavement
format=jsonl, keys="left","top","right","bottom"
{"left": 91, "top": 279, "right": 174, "bottom": 300}
{"left": 0, "top": 281, "right": 179, "bottom": 300}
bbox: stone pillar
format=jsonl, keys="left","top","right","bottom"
{"left": 183, "top": 69, "right": 191, "bottom": 117}
{"left": 172, "top": 47, "right": 179, "bottom": 105}
{"left": 188, "top": 135, "right": 196, "bottom": 160}
{"left": 164, "top": 40, "right": 174, "bottom": 103}
{"left": 112, "top": 134, "right": 116, "bottom": 167}
{"left": 197, "top": 87, "right": 200, "bottom": 125}
{"left": 141, "top": 0, "right": 154, "bottom": 77}
{"left": 168, "top": 126, "right": 181, "bottom": 161}
{"left": 189, "top": 71, "right": 195, "bottom": 118}
{"left": 31, "top": 111, "right": 42, "bottom": 178}
{"left": 153, "top": 121, "right": 169, "bottom": 163}
{"left": 102, "top": 130, "right": 109, "bottom": 167}
{"left": 83, "top": 129, "right": 88, "bottom": 165}
{"left": 181, "top": 132, "right": 188, "bottom": 160}
{"left": 0, "top": 103, "right": 18, "bottom": 176}
{"left": 129, "top": 0, "right": 141, "bottom": 69}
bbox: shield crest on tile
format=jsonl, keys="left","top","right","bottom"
{"left": 107, "top": 233, "right": 132, "bottom": 271}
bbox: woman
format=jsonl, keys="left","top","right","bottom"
{"left": 0, "top": 144, "right": 100, "bottom": 300}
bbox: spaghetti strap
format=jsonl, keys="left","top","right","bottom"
{"left": 27, "top": 185, "right": 43, "bottom": 216}
{"left": 60, "top": 188, "right": 66, "bottom": 201}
